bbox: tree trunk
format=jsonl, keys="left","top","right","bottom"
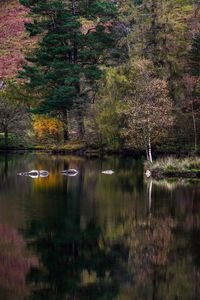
{"left": 145, "top": 143, "right": 150, "bottom": 161}
{"left": 147, "top": 180, "right": 153, "bottom": 213}
{"left": 150, "top": 0, "right": 158, "bottom": 63}
{"left": 98, "top": 131, "right": 103, "bottom": 150}
{"left": 143, "top": 134, "right": 150, "bottom": 161}
{"left": 191, "top": 100, "right": 197, "bottom": 153}
{"left": 77, "top": 111, "right": 85, "bottom": 139}
{"left": 152, "top": 270, "right": 158, "bottom": 300}
{"left": 62, "top": 110, "right": 68, "bottom": 141}
{"left": 4, "top": 128, "right": 8, "bottom": 148}
{"left": 148, "top": 144, "right": 153, "bottom": 163}
{"left": 148, "top": 133, "right": 153, "bottom": 163}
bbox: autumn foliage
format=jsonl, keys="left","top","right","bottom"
{"left": 33, "top": 115, "right": 64, "bottom": 144}
{"left": 0, "top": 0, "right": 33, "bottom": 78}
{"left": 0, "top": 224, "right": 38, "bottom": 299}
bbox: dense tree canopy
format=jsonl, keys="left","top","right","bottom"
{"left": 0, "top": 81, "right": 31, "bottom": 147}
{"left": 0, "top": 0, "right": 200, "bottom": 152}
{"left": 19, "top": 0, "right": 117, "bottom": 138}
{"left": 190, "top": 32, "right": 200, "bottom": 77}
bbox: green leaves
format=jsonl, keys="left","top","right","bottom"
{"left": 84, "top": 66, "right": 102, "bottom": 80}
{"left": 19, "top": 0, "right": 117, "bottom": 116}
{"left": 87, "top": 1, "right": 117, "bottom": 19}
{"left": 190, "top": 32, "right": 200, "bottom": 77}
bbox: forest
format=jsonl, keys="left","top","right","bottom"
{"left": 1, "top": 2, "right": 200, "bottom": 299}
{"left": 0, "top": 0, "right": 200, "bottom": 162}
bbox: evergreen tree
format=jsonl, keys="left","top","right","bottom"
{"left": 186, "top": 31, "right": 200, "bottom": 152}
{"left": 19, "top": 0, "right": 117, "bottom": 139}
{"left": 127, "top": 0, "right": 193, "bottom": 99}
{"left": 190, "top": 31, "right": 200, "bottom": 77}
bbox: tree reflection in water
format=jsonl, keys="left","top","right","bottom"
{"left": 125, "top": 179, "right": 200, "bottom": 300}
{"left": 128, "top": 216, "right": 176, "bottom": 300}
{"left": 25, "top": 219, "right": 120, "bottom": 300}
{"left": 1, "top": 154, "right": 200, "bottom": 299}
{"left": 0, "top": 224, "right": 38, "bottom": 300}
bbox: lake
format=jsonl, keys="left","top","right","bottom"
{"left": 0, "top": 153, "right": 200, "bottom": 300}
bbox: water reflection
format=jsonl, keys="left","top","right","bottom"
{"left": 127, "top": 212, "right": 200, "bottom": 300}
{"left": 0, "top": 223, "right": 37, "bottom": 300}
{"left": 0, "top": 154, "right": 200, "bottom": 299}
{"left": 25, "top": 219, "right": 120, "bottom": 300}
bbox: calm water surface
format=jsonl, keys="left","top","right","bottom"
{"left": 0, "top": 153, "right": 200, "bottom": 300}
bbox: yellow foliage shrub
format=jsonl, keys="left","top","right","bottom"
{"left": 33, "top": 115, "right": 63, "bottom": 144}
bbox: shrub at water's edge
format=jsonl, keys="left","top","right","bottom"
{"left": 146, "top": 157, "right": 200, "bottom": 179}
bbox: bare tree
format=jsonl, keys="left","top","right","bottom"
{"left": 124, "top": 60, "right": 174, "bottom": 162}
{"left": 0, "top": 95, "right": 30, "bottom": 148}
{"left": 183, "top": 75, "right": 200, "bottom": 153}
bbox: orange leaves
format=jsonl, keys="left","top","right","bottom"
{"left": 33, "top": 115, "right": 63, "bottom": 144}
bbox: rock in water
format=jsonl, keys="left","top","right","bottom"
{"left": 28, "top": 170, "right": 39, "bottom": 176}
{"left": 60, "top": 169, "right": 79, "bottom": 176}
{"left": 102, "top": 170, "right": 114, "bottom": 175}
{"left": 39, "top": 170, "right": 49, "bottom": 177}
{"left": 17, "top": 170, "right": 49, "bottom": 178}
{"left": 145, "top": 170, "right": 151, "bottom": 178}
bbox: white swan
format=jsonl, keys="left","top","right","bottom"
{"left": 101, "top": 170, "right": 115, "bottom": 175}
{"left": 60, "top": 169, "right": 79, "bottom": 176}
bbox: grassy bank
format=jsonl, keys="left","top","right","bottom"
{"left": 147, "top": 157, "right": 200, "bottom": 179}
{"left": 0, "top": 141, "right": 86, "bottom": 152}
{"left": 0, "top": 140, "right": 144, "bottom": 157}
{"left": 0, "top": 141, "right": 106, "bottom": 157}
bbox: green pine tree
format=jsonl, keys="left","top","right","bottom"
{"left": 190, "top": 31, "right": 200, "bottom": 77}
{"left": 19, "top": 0, "right": 117, "bottom": 139}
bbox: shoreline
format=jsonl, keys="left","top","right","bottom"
{"left": 0, "top": 146, "right": 195, "bottom": 156}
{"left": 151, "top": 170, "right": 200, "bottom": 179}
{"left": 1, "top": 148, "right": 200, "bottom": 179}
{"left": 0, "top": 146, "right": 144, "bottom": 157}
{"left": 147, "top": 157, "right": 200, "bottom": 179}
